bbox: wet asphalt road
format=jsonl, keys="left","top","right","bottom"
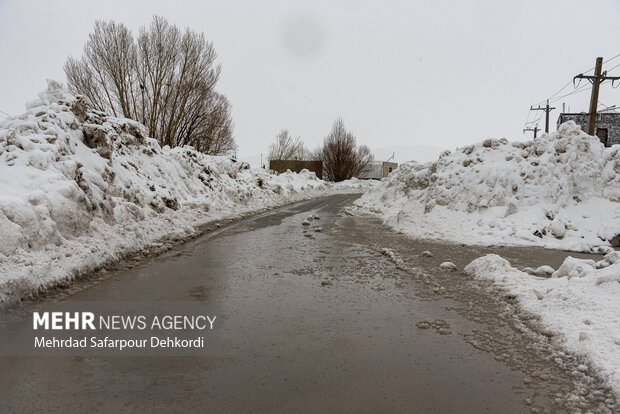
{"left": 0, "top": 194, "right": 616, "bottom": 413}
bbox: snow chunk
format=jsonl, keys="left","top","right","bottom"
{"left": 439, "top": 261, "right": 458, "bottom": 271}
{"left": 551, "top": 256, "right": 596, "bottom": 279}
{"left": 550, "top": 217, "right": 566, "bottom": 238}
{"left": 464, "top": 254, "right": 513, "bottom": 277}
{"left": 594, "top": 262, "right": 620, "bottom": 285}
{"left": 534, "top": 265, "right": 555, "bottom": 277}
{"left": 604, "top": 251, "right": 620, "bottom": 264}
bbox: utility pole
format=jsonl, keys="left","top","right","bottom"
{"left": 530, "top": 100, "right": 555, "bottom": 133}
{"left": 523, "top": 125, "right": 540, "bottom": 138}
{"left": 585, "top": 57, "right": 602, "bottom": 136}
{"left": 574, "top": 57, "right": 620, "bottom": 135}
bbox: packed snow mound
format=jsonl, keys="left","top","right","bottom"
{"left": 0, "top": 80, "right": 359, "bottom": 307}
{"left": 465, "top": 253, "right": 620, "bottom": 397}
{"left": 551, "top": 256, "right": 596, "bottom": 279}
{"left": 355, "top": 123, "right": 620, "bottom": 252}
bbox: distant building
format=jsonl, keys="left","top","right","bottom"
{"left": 557, "top": 112, "right": 620, "bottom": 147}
{"left": 358, "top": 161, "right": 398, "bottom": 180}
{"left": 269, "top": 159, "right": 323, "bottom": 179}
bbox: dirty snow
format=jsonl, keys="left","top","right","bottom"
{"left": 0, "top": 80, "right": 371, "bottom": 307}
{"left": 355, "top": 123, "right": 620, "bottom": 253}
{"left": 439, "top": 261, "right": 457, "bottom": 271}
{"left": 464, "top": 253, "right": 620, "bottom": 396}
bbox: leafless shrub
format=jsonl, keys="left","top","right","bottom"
{"left": 319, "top": 118, "right": 373, "bottom": 182}
{"left": 65, "top": 16, "right": 235, "bottom": 155}
{"left": 268, "top": 129, "right": 309, "bottom": 161}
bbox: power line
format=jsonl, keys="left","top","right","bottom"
{"left": 523, "top": 107, "right": 534, "bottom": 136}
{"left": 598, "top": 102, "right": 618, "bottom": 111}
{"left": 524, "top": 109, "right": 532, "bottom": 127}
{"left": 525, "top": 115, "right": 542, "bottom": 126}
{"left": 530, "top": 100, "right": 556, "bottom": 133}
{"left": 574, "top": 57, "right": 620, "bottom": 135}
{"left": 548, "top": 79, "right": 574, "bottom": 100}
{"left": 532, "top": 66, "right": 595, "bottom": 107}
{"left": 532, "top": 51, "right": 620, "bottom": 106}
{"left": 525, "top": 52, "right": 620, "bottom": 133}
{"left": 598, "top": 104, "right": 618, "bottom": 113}
{"left": 525, "top": 86, "right": 589, "bottom": 131}
{"left": 549, "top": 83, "right": 592, "bottom": 104}
{"left": 523, "top": 125, "right": 540, "bottom": 138}
{"left": 604, "top": 52, "right": 620, "bottom": 65}
{"left": 605, "top": 61, "right": 620, "bottom": 74}
{"left": 533, "top": 79, "right": 573, "bottom": 106}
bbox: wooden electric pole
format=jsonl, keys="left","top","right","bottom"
{"left": 586, "top": 57, "right": 602, "bottom": 136}
{"left": 530, "top": 100, "right": 555, "bottom": 133}
{"left": 574, "top": 57, "right": 620, "bottom": 135}
{"left": 523, "top": 125, "right": 540, "bottom": 138}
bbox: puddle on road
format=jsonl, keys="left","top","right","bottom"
{"left": 334, "top": 213, "right": 618, "bottom": 414}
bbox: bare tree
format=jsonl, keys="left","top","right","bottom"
{"left": 268, "top": 129, "right": 309, "bottom": 160}
{"left": 178, "top": 92, "right": 235, "bottom": 154}
{"left": 64, "top": 16, "right": 235, "bottom": 155}
{"left": 65, "top": 21, "right": 138, "bottom": 118}
{"left": 319, "top": 118, "right": 373, "bottom": 182}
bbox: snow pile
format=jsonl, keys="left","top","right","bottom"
{"left": 0, "top": 80, "right": 361, "bottom": 307}
{"left": 464, "top": 253, "right": 620, "bottom": 396}
{"left": 355, "top": 123, "right": 620, "bottom": 252}
{"left": 332, "top": 176, "right": 378, "bottom": 192}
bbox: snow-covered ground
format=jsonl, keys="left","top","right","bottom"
{"left": 355, "top": 123, "right": 620, "bottom": 253}
{"left": 465, "top": 253, "right": 620, "bottom": 397}
{"left": 0, "top": 81, "right": 372, "bottom": 308}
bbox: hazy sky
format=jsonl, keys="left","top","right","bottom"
{"left": 2, "top": 0, "right": 620, "bottom": 158}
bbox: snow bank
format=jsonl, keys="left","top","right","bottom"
{"left": 355, "top": 123, "right": 620, "bottom": 252}
{"left": 464, "top": 253, "right": 620, "bottom": 396}
{"left": 0, "top": 80, "right": 365, "bottom": 307}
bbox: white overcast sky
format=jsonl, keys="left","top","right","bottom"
{"left": 2, "top": 0, "right": 620, "bottom": 157}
